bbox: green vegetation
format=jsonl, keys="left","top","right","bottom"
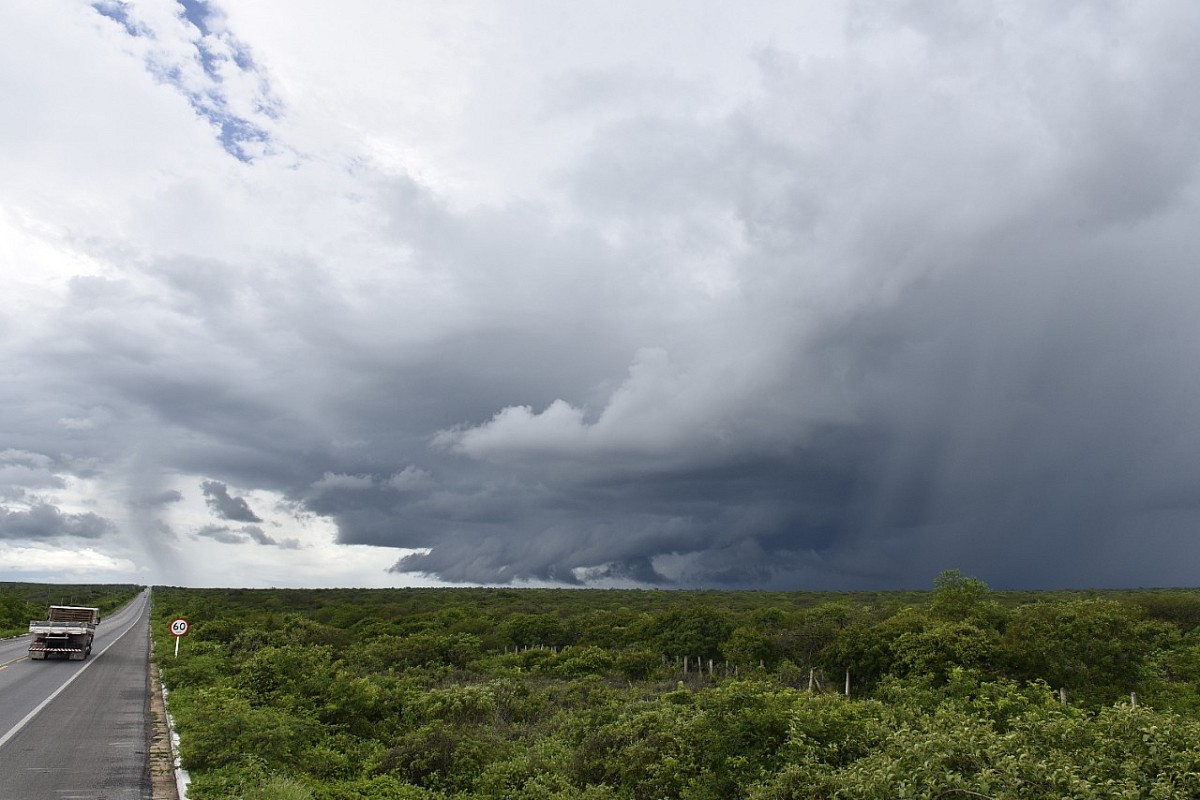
{"left": 151, "top": 574, "right": 1200, "bottom": 799}
{"left": 0, "top": 582, "right": 141, "bottom": 637}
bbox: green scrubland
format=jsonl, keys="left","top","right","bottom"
{"left": 150, "top": 574, "right": 1200, "bottom": 799}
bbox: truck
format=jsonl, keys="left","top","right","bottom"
{"left": 28, "top": 606, "right": 101, "bottom": 661}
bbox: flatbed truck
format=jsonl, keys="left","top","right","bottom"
{"left": 28, "top": 605, "right": 100, "bottom": 661}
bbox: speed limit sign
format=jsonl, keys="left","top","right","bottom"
{"left": 170, "top": 618, "right": 189, "bottom": 658}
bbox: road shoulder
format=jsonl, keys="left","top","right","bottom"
{"left": 148, "top": 661, "right": 180, "bottom": 800}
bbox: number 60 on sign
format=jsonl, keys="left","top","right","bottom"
{"left": 170, "top": 617, "right": 189, "bottom": 657}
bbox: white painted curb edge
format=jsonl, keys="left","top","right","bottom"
{"left": 159, "top": 674, "right": 192, "bottom": 800}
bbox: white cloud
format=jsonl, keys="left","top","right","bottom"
{"left": 387, "top": 466, "right": 432, "bottom": 491}
{"left": 0, "top": 544, "right": 136, "bottom": 576}
{"left": 311, "top": 472, "right": 376, "bottom": 493}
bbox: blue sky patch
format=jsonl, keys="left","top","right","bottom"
{"left": 217, "top": 116, "right": 271, "bottom": 163}
{"left": 91, "top": 1, "right": 149, "bottom": 38}
{"left": 178, "top": 0, "right": 212, "bottom": 37}
{"left": 92, "top": 0, "right": 277, "bottom": 163}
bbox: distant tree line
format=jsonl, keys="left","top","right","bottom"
{"left": 0, "top": 583, "right": 141, "bottom": 637}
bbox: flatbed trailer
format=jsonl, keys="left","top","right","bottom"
{"left": 28, "top": 606, "right": 100, "bottom": 661}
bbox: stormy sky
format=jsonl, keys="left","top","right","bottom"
{"left": 2, "top": 0, "right": 1199, "bottom": 589}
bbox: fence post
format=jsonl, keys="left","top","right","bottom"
{"left": 1059, "top": 687, "right": 1068, "bottom": 705}
{"left": 845, "top": 669, "right": 851, "bottom": 697}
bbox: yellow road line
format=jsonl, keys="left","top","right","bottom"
{"left": 0, "top": 655, "right": 29, "bottom": 670}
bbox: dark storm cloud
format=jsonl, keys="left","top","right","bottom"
{"left": 244, "top": 524, "right": 303, "bottom": 549}
{"left": 0, "top": 450, "right": 68, "bottom": 502}
{"left": 378, "top": 426, "right": 886, "bottom": 587}
{"left": 201, "top": 480, "right": 263, "bottom": 522}
{"left": 243, "top": 524, "right": 274, "bottom": 545}
{"left": 194, "top": 524, "right": 246, "bottom": 545}
{"left": 132, "top": 489, "right": 184, "bottom": 508}
{"left": 799, "top": 222, "right": 1200, "bottom": 589}
{"left": 357, "top": 1, "right": 1200, "bottom": 590}
{"left": 193, "top": 523, "right": 301, "bottom": 549}
{"left": 0, "top": 503, "right": 114, "bottom": 540}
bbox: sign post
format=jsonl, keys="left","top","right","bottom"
{"left": 170, "top": 617, "right": 189, "bottom": 658}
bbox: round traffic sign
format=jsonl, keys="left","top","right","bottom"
{"left": 170, "top": 618, "right": 190, "bottom": 637}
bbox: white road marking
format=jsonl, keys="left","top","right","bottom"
{"left": 0, "top": 595, "right": 148, "bottom": 753}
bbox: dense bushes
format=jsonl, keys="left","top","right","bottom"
{"left": 751, "top": 679, "right": 1200, "bottom": 799}
{"left": 0, "top": 582, "right": 141, "bottom": 637}
{"left": 0, "top": 592, "right": 40, "bottom": 637}
{"left": 151, "top": 577, "right": 1200, "bottom": 799}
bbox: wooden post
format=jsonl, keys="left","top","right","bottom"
{"left": 845, "top": 668, "right": 851, "bottom": 697}
{"left": 708, "top": 658, "right": 714, "bottom": 677}
{"left": 684, "top": 656, "right": 689, "bottom": 674}
{"left": 1059, "top": 687, "right": 1068, "bottom": 705}
{"left": 808, "top": 668, "right": 815, "bottom": 692}
{"left": 1131, "top": 692, "right": 1138, "bottom": 709}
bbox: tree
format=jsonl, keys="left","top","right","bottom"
{"left": 1003, "top": 598, "right": 1173, "bottom": 705}
{"left": 501, "top": 613, "right": 571, "bottom": 649}
{"left": 929, "top": 570, "right": 1003, "bottom": 628}
{"left": 779, "top": 602, "right": 855, "bottom": 668}
{"left": 891, "top": 620, "right": 1000, "bottom": 681}
{"left": 722, "top": 626, "right": 782, "bottom": 669}
{"left": 651, "top": 606, "right": 734, "bottom": 660}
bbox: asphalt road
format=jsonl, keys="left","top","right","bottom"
{"left": 0, "top": 589, "right": 153, "bottom": 799}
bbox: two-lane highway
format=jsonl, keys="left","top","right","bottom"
{"left": 0, "top": 589, "right": 153, "bottom": 799}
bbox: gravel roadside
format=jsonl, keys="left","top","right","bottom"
{"left": 148, "top": 661, "right": 181, "bottom": 800}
